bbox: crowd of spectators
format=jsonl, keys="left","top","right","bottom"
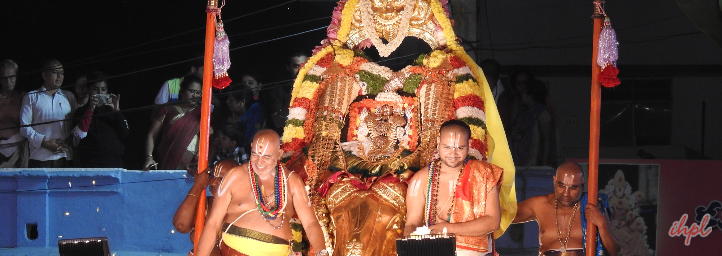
{"left": 0, "top": 52, "right": 308, "bottom": 170}
{"left": 1, "top": 54, "right": 559, "bottom": 170}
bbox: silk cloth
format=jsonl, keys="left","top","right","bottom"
{"left": 220, "top": 224, "right": 291, "bottom": 256}
{"left": 581, "top": 193, "right": 610, "bottom": 256}
{"left": 447, "top": 160, "right": 503, "bottom": 253}
{"left": 156, "top": 106, "right": 201, "bottom": 170}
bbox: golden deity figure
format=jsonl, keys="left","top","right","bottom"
{"left": 280, "top": 0, "right": 517, "bottom": 255}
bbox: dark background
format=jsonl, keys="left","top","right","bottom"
{"left": 1, "top": 0, "right": 336, "bottom": 169}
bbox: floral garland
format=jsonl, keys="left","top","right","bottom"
{"left": 336, "top": 0, "right": 359, "bottom": 42}
{"left": 359, "top": 0, "right": 415, "bottom": 57}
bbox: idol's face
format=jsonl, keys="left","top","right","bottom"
{"left": 553, "top": 172, "right": 584, "bottom": 207}
{"left": 437, "top": 128, "right": 470, "bottom": 169}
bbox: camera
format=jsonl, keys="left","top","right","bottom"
{"left": 95, "top": 94, "right": 112, "bottom": 105}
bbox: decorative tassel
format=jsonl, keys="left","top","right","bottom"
{"left": 597, "top": 17, "right": 618, "bottom": 67}
{"left": 213, "top": 20, "right": 232, "bottom": 90}
{"left": 599, "top": 65, "right": 620, "bottom": 88}
{"left": 597, "top": 17, "right": 620, "bottom": 88}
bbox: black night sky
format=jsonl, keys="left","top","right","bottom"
{"left": 1, "top": 0, "right": 336, "bottom": 169}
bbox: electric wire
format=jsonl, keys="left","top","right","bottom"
{"left": 62, "top": 0, "right": 298, "bottom": 66}
{"left": 1, "top": 26, "right": 328, "bottom": 102}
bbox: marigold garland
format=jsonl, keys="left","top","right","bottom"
{"left": 290, "top": 98, "right": 312, "bottom": 110}
{"left": 316, "top": 53, "right": 334, "bottom": 68}
{"left": 423, "top": 50, "right": 448, "bottom": 68}
{"left": 470, "top": 124, "right": 486, "bottom": 140}
{"left": 282, "top": 126, "right": 306, "bottom": 144}
{"left": 336, "top": 0, "right": 359, "bottom": 42}
{"left": 453, "top": 80, "right": 483, "bottom": 99}
{"left": 335, "top": 48, "right": 355, "bottom": 66}
{"left": 453, "top": 94, "right": 484, "bottom": 110}
{"left": 449, "top": 56, "right": 465, "bottom": 69}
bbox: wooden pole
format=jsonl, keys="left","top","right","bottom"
{"left": 587, "top": 1, "right": 604, "bottom": 256}
{"left": 194, "top": 0, "right": 216, "bottom": 252}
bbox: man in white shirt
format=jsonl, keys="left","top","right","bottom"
{"left": 20, "top": 59, "right": 76, "bottom": 168}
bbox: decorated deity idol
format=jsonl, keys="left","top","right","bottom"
{"left": 280, "top": 0, "right": 517, "bottom": 255}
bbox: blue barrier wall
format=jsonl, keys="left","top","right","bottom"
{"left": 0, "top": 169, "right": 194, "bottom": 254}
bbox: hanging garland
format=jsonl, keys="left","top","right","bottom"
{"left": 210, "top": 2, "right": 232, "bottom": 89}
{"left": 597, "top": 16, "right": 620, "bottom": 88}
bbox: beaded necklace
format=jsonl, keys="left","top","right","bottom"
{"left": 249, "top": 161, "right": 287, "bottom": 221}
{"left": 424, "top": 159, "right": 467, "bottom": 225}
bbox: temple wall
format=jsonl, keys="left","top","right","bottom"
{"left": 0, "top": 169, "right": 193, "bottom": 255}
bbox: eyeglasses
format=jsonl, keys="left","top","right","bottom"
{"left": 186, "top": 89, "right": 202, "bottom": 95}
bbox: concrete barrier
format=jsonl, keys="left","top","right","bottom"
{"left": 0, "top": 168, "right": 194, "bottom": 255}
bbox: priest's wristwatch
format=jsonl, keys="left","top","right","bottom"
{"left": 316, "top": 249, "right": 329, "bottom": 256}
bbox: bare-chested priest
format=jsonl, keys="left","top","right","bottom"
{"left": 404, "top": 120, "right": 503, "bottom": 256}
{"left": 512, "top": 162, "right": 619, "bottom": 256}
{"left": 196, "top": 129, "right": 328, "bottom": 256}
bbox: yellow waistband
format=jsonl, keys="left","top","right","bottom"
{"left": 221, "top": 233, "right": 290, "bottom": 256}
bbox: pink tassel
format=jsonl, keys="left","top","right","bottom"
{"left": 597, "top": 17, "right": 618, "bottom": 68}
{"left": 213, "top": 21, "right": 231, "bottom": 89}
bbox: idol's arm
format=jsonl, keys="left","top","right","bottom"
{"left": 195, "top": 169, "right": 236, "bottom": 256}
{"left": 289, "top": 173, "right": 326, "bottom": 251}
{"left": 403, "top": 168, "right": 428, "bottom": 236}
{"left": 586, "top": 204, "right": 620, "bottom": 256}
{"left": 430, "top": 184, "right": 501, "bottom": 236}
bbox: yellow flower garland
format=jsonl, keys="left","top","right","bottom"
{"left": 453, "top": 80, "right": 483, "bottom": 99}
{"left": 297, "top": 81, "right": 321, "bottom": 100}
{"left": 429, "top": 0, "right": 457, "bottom": 51}
{"left": 336, "top": 0, "right": 359, "bottom": 42}
{"left": 334, "top": 48, "right": 355, "bottom": 66}
{"left": 423, "top": 50, "right": 448, "bottom": 68}
{"left": 469, "top": 124, "right": 486, "bottom": 141}
{"left": 282, "top": 126, "right": 306, "bottom": 144}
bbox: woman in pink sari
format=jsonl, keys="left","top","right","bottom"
{"left": 144, "top": 76, "right": 203, "bottom": 170}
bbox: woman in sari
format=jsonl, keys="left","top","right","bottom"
{"left": 144, "top": 76, "right": 203, "bottom": 170}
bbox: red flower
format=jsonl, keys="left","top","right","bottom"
{"left": 453, "top": 94, "right": 484, "bottom": 110}
{"left": 598, "top": 65, "right": 621, "bottom": 88}
{"left": 449, "top": 56, "right": 466, "bottom": 69}
{"left": 291, "top": 97, "right": 312, "bottom": 109}
{"left": 316, "top": 54, "right": 334, "bottom": 68}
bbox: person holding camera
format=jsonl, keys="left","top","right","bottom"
{"left": 72, "top": 71, "right": 129, "bottom": 168}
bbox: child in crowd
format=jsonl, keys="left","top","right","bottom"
{"left": 212, "top": 122, "right": 247, "bottom": 165}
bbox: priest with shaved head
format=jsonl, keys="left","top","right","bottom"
{"left": 512, "top": 162, "right": 620, "bottom": 256}
{"left": 196, "top": 129, "right": 328, "bottom": 256}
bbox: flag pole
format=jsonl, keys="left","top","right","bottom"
{"left": 587, "top": 0, "right": 604, "bottom": 255}
{"left": 194, "top": 0, "right": 217, "bottom": 252}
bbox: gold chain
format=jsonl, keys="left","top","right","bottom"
{"left": 554, "top": 200, "right": 579, "bottom": 251}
